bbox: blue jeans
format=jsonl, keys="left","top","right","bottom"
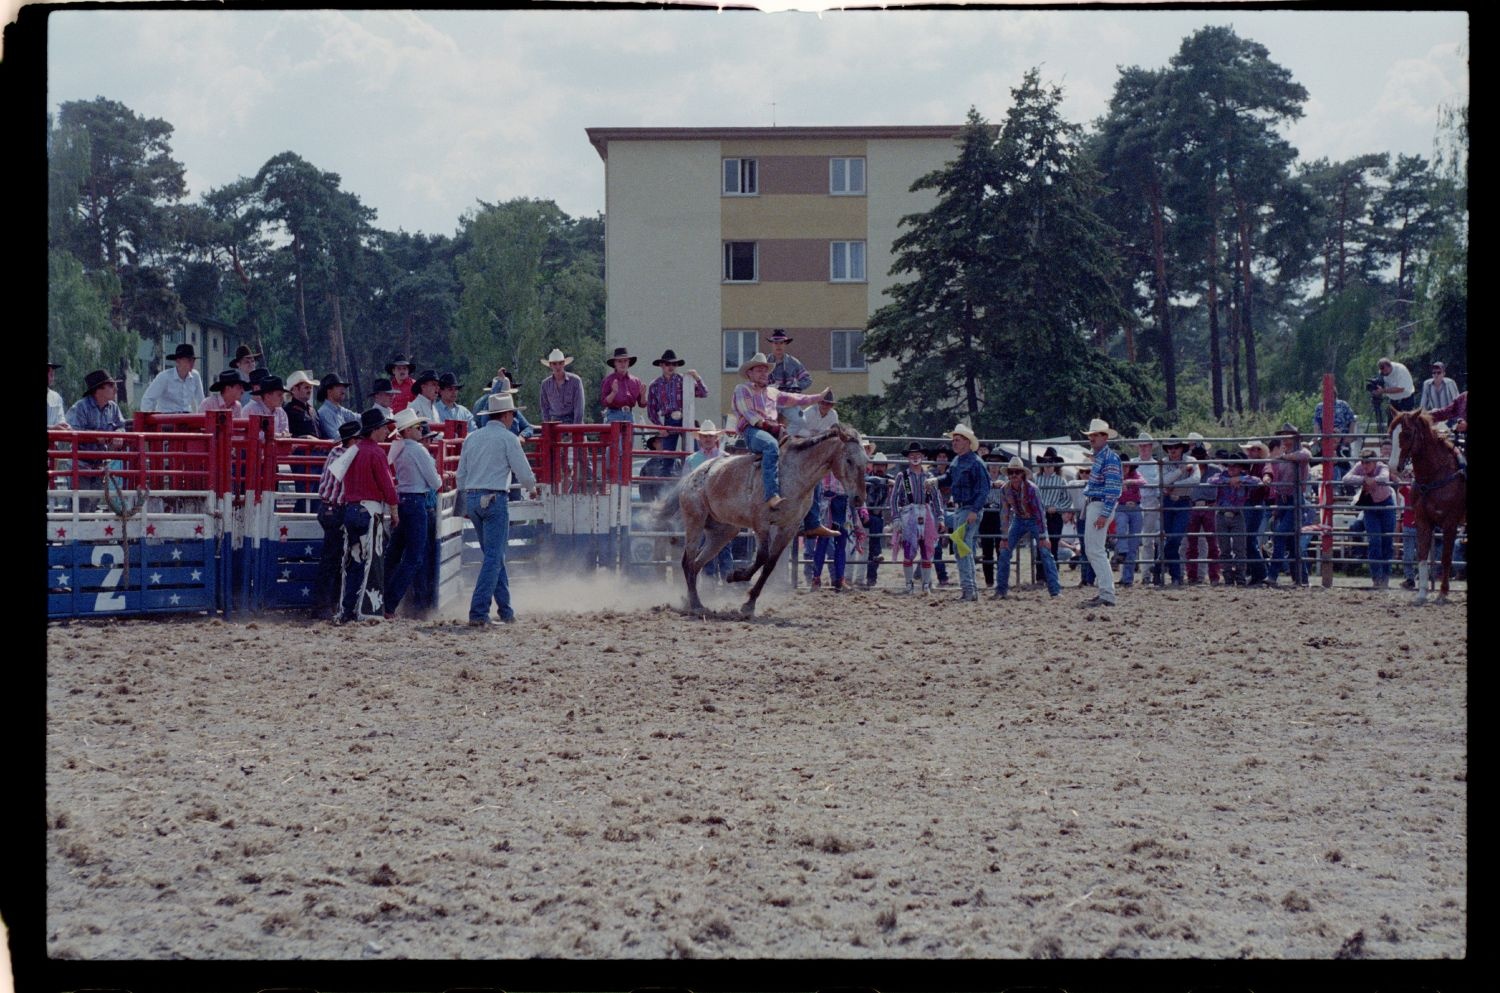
{"left": 995, "top": 516, "right": 1060, "bottom": 596}
{"left": 814, "top": 494, "right": 850, "bottom": 583}
{"left": 1269, "top": 501, "right": 1306, "bottom": 583}
{"left": 1362, "top": 498, "right": 1396, "bottom": 581}
{"left": 1115, "top": 505, "right": 1142, "bottom": 584}
{"left": 744, "top": 426, "right": 779, "bottom": 502}
{"left": 603, "top": 408, "right": 635, "bottom": 424}
{"left": 384, "top": 493, "right": 429, "bottom": 614}
{"left": 865, "top": 513, "right": 885, "bottom": 584}
{"left": 467, "top": 490, "right": 514, "bottom": 623}
{"left": 1242, "top": 506, "right": 1266, "bottom": 582}
{"left": 1162, "top": 497, "right": 1192, "bottom": 583}
{"left": 946, "top": 510, "right": 977, "bottom": 594}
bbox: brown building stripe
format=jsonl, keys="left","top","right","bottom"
{"left": 757, "top": 155, "right": 858, "bottom": 196}
{"left": 739, "top": 239, "right": 866, "bottom": 283}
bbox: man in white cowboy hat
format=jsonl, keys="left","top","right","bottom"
{"left": 684, "top": 419, "right": 724, "bottom": 471}
{"left": 457, "top": 392, "right": 538, "bottom": 625}
{"left": 539, "top": 347, "right": 587, "bottom": 424}
{"left": 140, "top": 342, "right": 205, "bottom": 413}
{"left": 730, "top": 351, "right": 832, "bottom": 511}
{"left": 283, "top": 370, "right": 324, "bottom": 438}
{"left": 383, "top": 408, "right": 448, "bottom": 617}
{"left": 992, "top": 456, "right": 1061, "bottom": 600}
{"left": 646, "top": 348, "right": 709, "bottom": 450}
{"left": 928, "top": 424, "right": 988, "bottom": 601}
{"left": 1078, "top": 418, "right": 1124, "bottom": 607}
{"left": 600, "top": 347, "right": 646, "bottom": 426}
{"left": 1127, "top": 433, "right": 1164, "bottom": 584}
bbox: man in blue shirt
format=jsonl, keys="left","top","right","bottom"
{"left": 455, "top": 392, "right": 539, "bottom": 626}
{"left": 931, "top": 424, "right": 989, "bottom": 602}
{"left": 1079, "top": 419, "right": 1124, "bottom": 608}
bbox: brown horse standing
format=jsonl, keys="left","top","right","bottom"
{"left": 678, "top": 425, "right": 868, "bottom": 616}
{"left": 1388, "top": 407, "right": 1466, "bottom": 604}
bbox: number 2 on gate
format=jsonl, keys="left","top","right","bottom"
{"left": 91, "top": 544, "right": 127, "bottom": 612}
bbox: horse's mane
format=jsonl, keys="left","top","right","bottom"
{"left": 1398, "top": 408, "right": 1462, "bottom": 460}
{"left": 784, "top": 424, "right": 860, "bottom": 453}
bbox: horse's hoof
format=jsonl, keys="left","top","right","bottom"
{"left": 739, "top": 603, "right": 756, "bottom": 618}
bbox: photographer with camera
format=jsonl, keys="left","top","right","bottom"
{"left": 1372, "top": 357, "right": 1415, "bottom": 409}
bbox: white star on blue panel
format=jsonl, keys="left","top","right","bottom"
{"left": 169, "top": 593, "right": 181, "bottom": 605}
{"left": 300, "top": 587, "right": 311, "bottom": 597}
{"left": 190, "top": 570, "right": 202, "bottom": 582}
{"left": 149, "top": 573, "right": 162, "bottom": 584}
{"left": 170, "top": 548, "right": 183, "bottom": 560}
{"left": 304, "top": 545, "right": 314, "bottom": 555}
{"left": 281, "top": 568, "right": 291, "bottom": 579}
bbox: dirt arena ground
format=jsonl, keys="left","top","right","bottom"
{"left": 45, "top": 573, "right": 1466, "bottom": 960}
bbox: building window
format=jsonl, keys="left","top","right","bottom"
{"left": 831, "top": 330, "right": 867, "bottom": 372}
{"left": 723, "top": 330, "right": 759, "bottom": 372}
{"left": 724, "top": 241, "right": 758, "bottom": 283}
{"left": 723, "top": 158, "right": 758, "bottom": 196}
{"left": 830, "top": 157, "right": 866, "bottom": 195}
{"left": 830, "top": 241, "right": 866, "bottom": 282}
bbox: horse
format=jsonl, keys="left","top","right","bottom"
{"left": 1388, "top": 406, "right": 1466, "bottom": 604}
{"left": 677, "top": 424, "right": 868, "bottom": 616}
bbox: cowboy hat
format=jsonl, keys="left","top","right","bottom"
{"left": 1082, "top": 418, "right": 1118, "bottom": 439}
{"left": 739, "top": 351, "right": 773, "bottom": 377}
{"left": 950, "top": 423, "right": 980, "bottom": 448}
{"left": 1004, "top": 455, "right": 1032, "bottom": 478}
{"left": 392, "top": 408, "right": 428, "bottom": 434}
{"left": 1162, "top": 437, "right": 1189, "bottom": 451}
{"left": 285, "top": 370, "right": 318, "bottom": 391}
{"left": 608, "top": 347, "right": 638, "bottom": 367}
{"left": 1036, "top": 446, "right": 1064, "bottom": 465}
{"left": 904, "top": 441, "right": 926, "bottom": 457}
{"left": 209, "top": 369, "right": 247, "bottom": 393}
{"left": 1276, "top": 421, "right": 1301, "bottom": 436}
{"left": 695, "top": 419, "right": 721, "bottom": 436}
{"left": 651, "top": 349, "right": 683, "bottom": 367}
{"left": 410, "top": 369, "right": 440, "bottom": 394}
{"left": 766, "top": 329, "right": 793, "bottom": 344}
{"left": 232, "top": 345, "right": 261, "bottom": 363}
{"left": 315, "top": 372, "right": 350, "bottom": 402}
{"left": 169, "top": 342, "right": 197, "bottom": 361}
{"left": 251, "top": 375, "right": 285, "bottom": 395}
{"left": 358, "top": 407, "right": 395, "bottom": 435}
{"left": 437, "top": 372, "right": 464, "bottom": 390}
{"left": 1239, "top": 440, "right": 1269, "bottom": 454}
{"left": 82, "top": 369, "right": 116, "bottom": 394}
{"left": 385, "top": 353, "right": 414, "bottom": 374}
{"left": 484, "top": 392, "right": 524, "bottom": 415}
{"left": 369, "top": 378, "right": 396, "bottom": 397}
{"left": 540, "top": 348, "right": 574, "bottom": 368}
{"left": 337, "top": 419, "right": 362, "bottom": 441}
{"left": 872, "top": 452, "right": 890, "bottom": 464}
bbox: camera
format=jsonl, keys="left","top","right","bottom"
{"left": 1366, "top": 375, "right": 1385, "bottom": 393}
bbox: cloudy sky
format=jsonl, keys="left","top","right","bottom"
{"left": 44, "top": 4, "right": 1468, "bottom": 237}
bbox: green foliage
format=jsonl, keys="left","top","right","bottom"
{"left": 48, "top": 250, "right": 130, "bottom": 399}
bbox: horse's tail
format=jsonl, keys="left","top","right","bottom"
{"left": 648, "top": 474, "right": 691, "bottom": 531}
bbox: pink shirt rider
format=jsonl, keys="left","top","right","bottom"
{"left": 731, "top": 382, "right": 822, "bottom": 434}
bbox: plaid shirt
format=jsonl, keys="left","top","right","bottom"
{"left": 646, "top": 373, "right": 708, "bottom": 425}
{"left": 317, "top": 442, "right": 349, "bottom": 506}
{"left": 1000, "top": 480, "right": 1046, "bottom": 529}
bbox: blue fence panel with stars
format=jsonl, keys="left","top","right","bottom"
{"left": 250, "top": 517, "right": 326, "bottom": 612}
{"left": 47, "top": 537, "right": 217, "bottom": 619}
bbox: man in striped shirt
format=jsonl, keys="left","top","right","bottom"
{"left": 1079, "top": 419, "right": 1124, "bottom": 608}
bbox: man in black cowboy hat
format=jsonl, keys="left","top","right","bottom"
{"left": 369, "top": 377, "right": 398, "bottom": 422}
{"left": 140, "top": 342, "right": 205, "bottom": 413}
{"left": 408, "top": 369, "right": 444, "bottom": 424}
{"left": 434, "top": 372, "right": 477, "bottom": 433}
{"left": 332, "top": 408, "right": 401, "bottom": 622}
{"left": 243, "top": 375, "right": 291, "bottom": 437}
{"left": 766, "top": 330, "right": 812, "bottom": 438}
{"left": 65, "top": 370, "right": 127, "bottom": 433}
{"left": 385, "top": 354, "right": 415, "bottom": 413}
{"left": 231, "top": 345, "right": 260, "bottom": 381}
{"left": 601, "top": 347, "right": 645, "bottom": 425}
{"left": 201, "top": 369, "right": 248, "bottom": 414}
{"left": 646, "top": 348, "right": 708, "bottom": 450}
{"left": 313, "top": 419, "right": 364, "bottom": 617}
{"left": 315, "top": 372, "right": 358, "bottom": 438}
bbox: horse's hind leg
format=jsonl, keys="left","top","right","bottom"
{"left": 741, "top": 528, "right": 792, "bottom": 617}
{"left": 1413, "top": 521, "right": 1432, "bottom": 605}
{"left": 1437, "top": 524, "right": 1457, "bottom": 603}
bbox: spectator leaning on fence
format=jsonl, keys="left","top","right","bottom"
{"left": 978, "top": 456, "right": 1006, "bottom": 590}
{"left": 1078, "top": 419, "right": 1124, "bottom": 609}
{"left": 862, "top": 454, "right": 892, "bottom": 589}
{"left": 1035, "top": 449, "right": 1071, "bottom": 562}
{"left": 1266, "top": 423, "right": 1313, "bottom": 586}
{"left": 1343, "top": 447, "right": 1397, "bottom": 590}
{"left": 646, "top": 349, "right": 708, "bottom": 450}
{"left": 140, "top": 343, "right": 205, "bottom": 414}
{"left": 1129, "top": 435, "right": 1164, "bottom": 585}
{"left": 1420, "top": 362, "right": 1459, "bottom": 412}
{"left": 1115, "top": 455, "right": 1144, "bottom": 587}
{"left": 539, "top": 348, "right": 587, "bottom": 424}
{"left": 601, "top": 347, "right": 645, "bottom": 425}
{"left": 1237, "top": 439, "right": 1272, "bottom": 586}
{"left": 1185, "top": 436, "right": 1222, "bottom": 586}
{"left": 284, "top": 371, "right": 324, "bottom": 439}
{"left": 435, "top": 373, "right": 478, "bottom": 433}
{"left": 1208, "top": 457, "right": 1253, "bottom": 586}
{"left": 243, "top": 376, "right": 291, "bottom": 438}
{"left": 1158, "top": 438, "right": 1198, "bottom": 586}
{"left": 315, "top": 373, "right": 359, "bottom": 438}
{"left": 201, "top": 370, "right": 247, "bottom": 415}
{"left": 47, "top": 361, "right": 66, "bottom": 428}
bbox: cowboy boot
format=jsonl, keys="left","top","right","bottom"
{"left": 922, "top": 566, "right": 936, "bottom": 594}
{"left": 902, "top": 564, "right": 915, "bottom": 594}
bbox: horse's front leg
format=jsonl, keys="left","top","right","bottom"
{"left": 682, "top": 544, "right": 706, "bottom": 613}
{"left": 742, "top": 526, "right": 792, "bottom": 617}
{"left": 1436, "top": 524, "right": 1456, "bottom": 603}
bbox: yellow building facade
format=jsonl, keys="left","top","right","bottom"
{"left": 585, "top": 126, "right": 964, "bottom": 429}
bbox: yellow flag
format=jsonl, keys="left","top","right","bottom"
{"left": 950, "top": 521, "right": 972, "bottom": 558}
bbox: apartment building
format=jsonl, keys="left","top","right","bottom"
{"left": 585, "top": 125, "right": 965, "bottom": 427}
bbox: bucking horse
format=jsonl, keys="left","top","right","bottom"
{"left": 1388, "top": 405, "right": 1466, "bottom": 604}
{"left": 677, "top": 424, "right": 868, "bottom": 616}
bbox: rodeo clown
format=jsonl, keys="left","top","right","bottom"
{"left": 888, "top": 441, "right": 947, "bottom": 595}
